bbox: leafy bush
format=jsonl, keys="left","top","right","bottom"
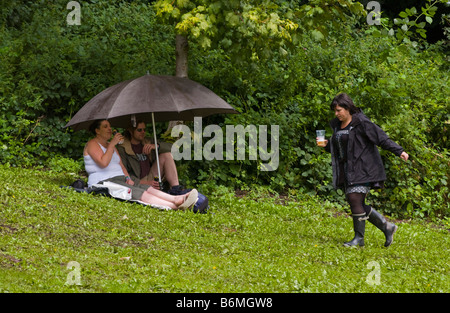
{"left": 46, "top": 156, "right": 84, "bottom": 177}
{"left": 0, "top": 0, "right": 174, "bottom": 166}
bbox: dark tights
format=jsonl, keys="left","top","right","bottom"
{"left": 346, "top": 192, "right": 371, "bottom": 215}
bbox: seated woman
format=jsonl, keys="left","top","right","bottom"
{"left": 83, "top": 119, "right": 197, "bottom": 210}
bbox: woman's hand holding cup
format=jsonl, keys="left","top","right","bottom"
{"left": 111, "top": 130, "right": 124, "bottom": 146}
{"left": 316, "top": 130, "right": 327, "bottom": 147}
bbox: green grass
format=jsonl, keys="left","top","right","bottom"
{"left": 0, "top": 164, "right": 448, "bottom": 293}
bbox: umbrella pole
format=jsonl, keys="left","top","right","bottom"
{"left": 151, "top": 113, "right": 162, "bottom": 187}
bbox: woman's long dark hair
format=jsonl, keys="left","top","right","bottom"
{"left": 89, "top": 119, "right": 107, "bottom": 135}
{"left": 330, "top": 93, "right": 361, "bottom": 114}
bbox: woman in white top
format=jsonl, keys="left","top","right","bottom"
{"left": 83, "top": 119, "right": 197, "bottom": 210}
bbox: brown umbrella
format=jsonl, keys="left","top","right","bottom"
{"left": 65, "top": 73, "right": 238, "bottom": 183}
{"left": 65, "top": 74, "right": 237, "bottom": 131}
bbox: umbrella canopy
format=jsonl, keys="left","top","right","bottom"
{"left": 65, "top": 74, "right": 237, "bottom": 131}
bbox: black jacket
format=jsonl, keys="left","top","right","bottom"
{"left": 325, "top": 112, "right": 404, "bottom": 189}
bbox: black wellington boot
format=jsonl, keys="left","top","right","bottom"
{"left": 367, "top": 208, "right": 398, "bottom": 247}
{"left": 343, "top": 213, "right": 365, "bottom": 247}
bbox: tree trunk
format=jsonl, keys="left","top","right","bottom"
{"left": 167, "top": 34, "right": 189, "bottom": 134}
{"left": 175, "top": 34, "right": 189, "bottom": 78}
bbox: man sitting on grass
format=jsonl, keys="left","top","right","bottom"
{"left": 116, "top": 120, "right": 189, "bottom": 195}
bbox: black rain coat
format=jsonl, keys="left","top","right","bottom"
{"left": 325, "top": 112, "right": 404, "bottom": 189}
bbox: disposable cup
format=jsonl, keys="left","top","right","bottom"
{"left": 113, "top": 130, "right": 124, "bottom": 145}
{"left": 316, "top": 130, "right": 326, "bottom": 147}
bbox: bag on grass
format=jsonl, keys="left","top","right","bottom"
{"left": 71, "top": 179, "right": 87, "bottom": 190}
{"left": 193, "top": 192, "right": 209, "bottom": 214}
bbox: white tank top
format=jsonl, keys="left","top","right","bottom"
{"left": 84, "top": 142, "right": 124, "bottom": 186}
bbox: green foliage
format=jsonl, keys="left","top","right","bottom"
{"left": 442, "top": 12, "right": 450, "bottom": 64}
{"left": 294, "top": 0, "right": 366, "bottom": 42}
{"left": 0, "top": 0, "right": 175, "bottom": 166}
{"left": 154, "top": 0, "right": 299, "bottom": 62}
{"left": 46, "top": 156, "right": 84, "bottom": 177}
{"left": 374, "top": 0, "right": 447, "bottom": 43}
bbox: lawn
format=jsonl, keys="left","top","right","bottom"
{"left": 0, "top": 164, "right": 448, "bottom": 293}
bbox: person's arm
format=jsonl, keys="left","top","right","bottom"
{"left": 85, "top": 136, "right": 119, "bottom": 168}
{"left": 143, "top": 143, "right": 156, "bottom": 155}
{"left": 400, "top": 151, "right": 409, "bottom": 161}
{"left": 363, "top": 120, "right": 408, "bottom": 161}
{"left": 116, "top": 145, "right": 131, "bottom": 173}
{"left": 86, "top": 133, "right": 125, "bottom": 169}
{"left": 117, "top": 150, "right": 135, "bottom": 186}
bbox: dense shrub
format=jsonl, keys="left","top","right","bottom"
{"left": 0, "top": 0, "right": 175, "bottom": 166}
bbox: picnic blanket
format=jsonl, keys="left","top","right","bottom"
{"left": 62, "top": 179, "right": 208, "bottom": 213}
{"left": 61, "top": 181, "right": 172, "bottom": 211}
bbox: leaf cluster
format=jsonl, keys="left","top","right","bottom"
{"left": 373, "top": 0, "right": 447, "bottom": 42}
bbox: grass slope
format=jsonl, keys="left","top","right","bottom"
{"left": 0, "top": 165, "right": 448, "bottom": 293}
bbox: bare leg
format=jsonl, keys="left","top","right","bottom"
{"left": 145, "top": 186, "right": 189, "bottom": 206}
{"left": 140, "top": 192, "right": 178, "bottom": 209}
{"left": 150, "top": 153, "right": 179, "bottom": 187}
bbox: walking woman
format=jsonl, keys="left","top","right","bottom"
{"left": 84, "top": 119, "right": 198, "bottom": 210}
{"left": 318, "top": 93, "right": 409, "bottom": 247}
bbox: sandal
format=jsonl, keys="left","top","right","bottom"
{"left": 177, "top": 189, "right": 198, "bottom": 210}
